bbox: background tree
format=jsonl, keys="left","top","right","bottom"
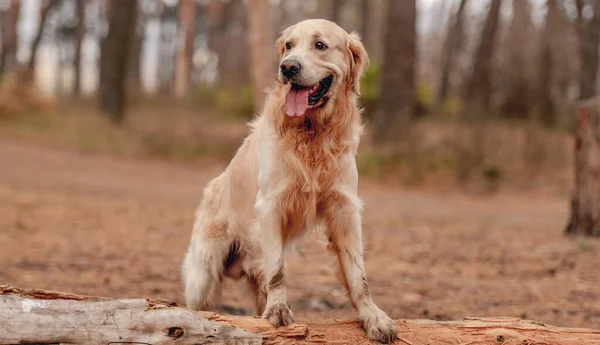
{"left": 174, "top": 0, "right": 196, "bottom": 99}
{"left": 248, "top": 0, "right": 271, "bottom": 113}
{"left": 534, "top": 0, "right": 560, "bottom": 126}
{"left": 73, "top": 0, "right": 85, "bottom": 95}
{"left": 99, "top": 0, "right": 137, "bottom": 123}
{"left": 157, "top": 2, "right": 177, "bottom": 94}
{"left": 375, "top": 0, "right": 417, "bottom": 143}
{"left": 359, "top": 0, "right": 369, "bottom": 47}
{"left": 127, "top": 5, "right": 145, "bottom": 95}
{"left": 458, "top": 0, "right": 502, "bottom": 180}
{"left": 27, "top": 0, "right": 61, "bottom": 79}
{"left": 500, "top": 0, "right": 532, "bottom": 119}
{"left": 565, "top": 0, "right": 600, "bottom": 236}
{"left": 0, "top": 0, "right": 21, "bottom": 79}
{"left": 436, "top": 0, "right": 468, "bottom": 112}
{"left": 579, "top": 0, "right": 600, "bottom": 100}
{"left": 464, "top": 0, "right": 502, "bottom": 119}
{"left": 205, "top": 0, "right": 250, "bottom": 112}
{"left": 328, "top": 0, "right": 344, "bottom": 24}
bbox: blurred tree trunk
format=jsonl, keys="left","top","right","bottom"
{"left": 73, "top": 0, "right": 85, "bottom": 96}
{"left": 0, "top": 0, "right": 21, "bottom": 80}
{"left": 328, "top": 0, "right": 344, "bottom": 24}
{"left": 157, "top": 4, "right": 176, "bottom": 94}
{"left": 565, "top": 0, "right": 600, "bottom": 236}
{"left": 359, "top": 0, "right": 369, "bottom": 45}
{"left": 374, "top": 0, "right": 416, "bottom": 143}
{"left": 575, "top": 0, "right": 585, "bottom": 48}
{"left": 501, "top": 0, "right": 532, "bottom": 120}
{"left": 128, "top": 35, "right": 142, "bottom": 92}
{"left": 535, "top": 0, "right": 559, "bottom": 126}
{"left": 127, "top": 12, "right": 143, "bottom": 96}
{"left": 464, "top": 0, "right": 502, "bottom": 119}
{"left": 174, "top": 0, "right": 196, "bottom": 99}
{"left": 565, "top": 101, "right": 600, "bottom": 236}
{"left": 436, "top": 0, "right": 468, "bottom": 112}
{"left": 248, "top": 0, "right": 271, "bottom": 114}
{"left": 579, "top": 0, "right": 600, "bottom": 100}
{"left": 99, "top": 0, "right": 137, "bottom": 123}
{"left": 364, "top": 0, "right": 385, "bottom": 62}
{"left": 26, "top": 0, "right": 61, "bottom": 80}
{"left": 206, "top": 0, "right": 249, "bottom": 93}
{"left": 458, "top": 0, "right": 502, "bottom": 181}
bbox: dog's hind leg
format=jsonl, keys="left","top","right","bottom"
{"left": 182, "top": 218, "right": 230, "bottom": 310}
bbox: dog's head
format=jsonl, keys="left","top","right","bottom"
{"left": 275, "top": 19, "right": 369, "bottom": 118}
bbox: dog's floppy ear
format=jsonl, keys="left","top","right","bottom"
{"left": 275, "top": 26, "right": 292, "bottom": 62}
{"left": 347, "top": 32, "right": 369, "bottom": 95}
{"left": 275, "top": 35, "right": 286, "bottom": 62}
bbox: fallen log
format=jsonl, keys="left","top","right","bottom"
{"left": 2, "top": 285, "right": 600, "bottom": 345}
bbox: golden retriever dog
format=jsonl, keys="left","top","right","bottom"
{"left": 182, "top": 19, "right": 397, "bottom": 343}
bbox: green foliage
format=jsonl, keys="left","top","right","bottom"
{"left": 416, "top": 83, "right": 434, "bottom": 114}
{"left": 357, "top": 151, "right": 396, "bottom": 178}
{"left": 189, "top": 86, "right": 219, "bottom": 107}
{"left": 190, "top": 84, "right": 254, "bottom": 119}
{"left": 360, "top": 59, "right": 381, "bottom": 103}
{"left": 360, "top": 60, "right": 435, "bottom": 117}
{"left": 482, "top": 165, "right": 501, "bottom": 182}
{"left": 440, "top": 97, "right": 464, "bottom": 118}
{"left": 577, "top": 239, "right": 594, "bottom": 252}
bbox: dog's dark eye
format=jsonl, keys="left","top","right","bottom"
{"left": 285, "top": 42, "right": 292, "bottom": 50}
{"left": 315, "top": 41, "right": 327, "bottom": 50}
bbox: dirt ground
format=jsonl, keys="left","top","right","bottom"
{"left": 1, "top": 138, "right": 599, "bottom": 329}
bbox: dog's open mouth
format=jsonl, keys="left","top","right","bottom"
{"left": 285, "top": 75, "right": 333, "bottom": 117}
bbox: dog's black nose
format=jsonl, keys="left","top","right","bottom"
{"left": 280, "top": 59, "right": 301, "bottom": 79}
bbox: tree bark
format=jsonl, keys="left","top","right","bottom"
{"left": 359, "top": 0, "right": 369, "bottom": 47}
{"left": 248, "top": 0, "right": 272, "bottom": 114}
{"left": 374, "top": 0, "right": 416, "bottom": 144}
{"left": 328, "top": 0, "right": 344, "bottom": 24}
{"left": 0, "top": 285, "right": 261, "bottom": 344}
{"left": 128, "top": 22, "right": 143, "bottom": 94}
{"left": 0, "top": 0, "right": 21, "bottom": 80}
{"left": 565, "top": 99, "right": 600, "bottom": 236}
{"left": 501, "top": 0, "right": 532, "bottom": 120}
{"left": 575, "top": 0, "right": 584, "bottom": 46}
{"left": 535, "top": 0, "right": 559, "bottom": 126}
{"left": 457, "top": 0, "right": 502, "bottom": 181}
{"left": 174, "top": 0, "right": 196, "bottom": 99}
{"left": 26, "top": 0, "right": 61, "bottom": 78}
{"left": 3, "top": 285, "right": 600, "bottom": 345}
{"left": 99, "top": 0, "right": 137, "bottom": 123}
{"left": 464, "top": 0, "right": 502, "bottom": 119}
{"left": 157, "top": 3, "right": 177, "bottom": 94}
{"left": 73, "top": 0, "right": 85, "bottom": 96}
{"left": 579, "top": 0, "right": 600, "bottom": 100}
{"left": 436, "top": 0, "right": 468, "bottom": 111}
{"left": 206, "top": 0, "right": 250, "bottom": 91}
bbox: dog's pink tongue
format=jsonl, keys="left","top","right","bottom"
{"left": 285, "top": 88, "right": 309, "bottom": 117}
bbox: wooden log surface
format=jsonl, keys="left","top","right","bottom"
{"left": 2, "top": 285, "right": 600, "bottom": 344}
{"left": 0, "top": 285, "right": 261, "bottom": 345}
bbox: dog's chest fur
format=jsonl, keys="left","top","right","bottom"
{"left": 273, "top": 124, "right": 355, "bottom": 241}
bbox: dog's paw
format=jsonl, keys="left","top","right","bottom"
{"left": 262, "top": 303, "right": 294, "bottom": 327}
{"left": 360, "top": 308, "right": 398, "bottom": 344}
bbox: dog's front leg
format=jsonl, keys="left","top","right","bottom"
{"left": 255, "top": 196, "right": 294, "bottom": 327}
{"left": 325, "top": 195, "right": 397, "bottom": 343}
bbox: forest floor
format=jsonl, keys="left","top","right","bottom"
{"left": 1, "top": 135, "right": 599, "bottom": 330}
